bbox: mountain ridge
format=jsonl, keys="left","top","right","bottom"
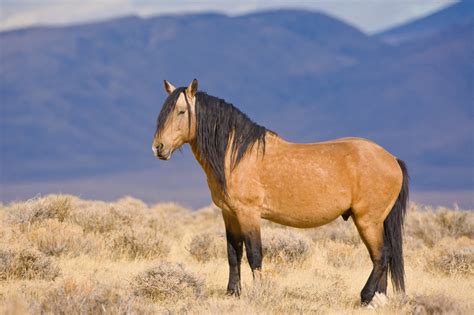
{"left": 1, "top": 6, "right": 472, "bottom": 207}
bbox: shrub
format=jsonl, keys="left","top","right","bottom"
{"left": 30, "top": 278, "right": 155, "bottom": 314}
{"left": 27, "top": 219, "right": 94, "bottom": 257}
{"left": 149, "top": 202, "right": 194, "bottom": 238}
{"left": 431, "top": 249, "right": 473, "bottom": 276}
{"left": 425, "top": 238, "right": 474, "bottom": 276}
{"left": 107, "top": 227, "right": 170, "bottom": 260}
{"left": 0, "top": 247, "right": 60, "bottom": 281}
{"left": 406, "top": 205, "right": 474, "bottom": 248}
{"left": 411, "top": 293, "right": 461, "bottom": 315}
{"left": 69, "top": 204, "right": 125, "bottom": 234}
{"left": 262, "top": 229, "right": 311, "bottom": 263}
{"left": 324, "top": 241, "right": 365, "bottom": 268}
{"left": 6, "top": 195, "right": 72, "bottom": 225}
{"left": 188, "top": 232, "right": 226, "bottom": 262}
{"left": 132, "top": 262, "right": 205, "bottom": 302}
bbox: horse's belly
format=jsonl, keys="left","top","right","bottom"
{"left": 260, "top": 185, "right": 350, "bottom": 228}
{"left": 261, "top": 204, "right": 345, "bottom": 228}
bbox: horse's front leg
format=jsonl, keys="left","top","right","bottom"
{"left": 238, "top": 210, "right": 263, "bottom": 280}
{"left": 222, "top": 211, "right": 244, "bottom": 296}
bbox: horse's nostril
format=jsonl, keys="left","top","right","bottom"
{"left": 156, "top": 143, "right": 164, "bottom": 153}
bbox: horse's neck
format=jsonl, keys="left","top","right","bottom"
{"left": 189, "top": 140, "right": 215, "bottom": 179}
{"left": 189, "top": 140, "right": 226, "bottom": 204}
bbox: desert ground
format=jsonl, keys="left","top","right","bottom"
{"left": 0, "top": 194, "right": 472, "bottom": 314}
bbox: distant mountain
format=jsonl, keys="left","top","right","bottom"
{"left": 0, "top": 10, "right": 387, "bottom": 183}
{"left": 378, "top": 1, "right": 474, "bottom": 44}
{"left": 0, "top": 6, "right": 472, "bottom": 207}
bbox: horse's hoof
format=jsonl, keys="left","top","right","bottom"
{"left": 361, "top": 293, "right": 388, "bottom": 309}
{"left": 226, "top": 287, "right": 241, "bottom": 297}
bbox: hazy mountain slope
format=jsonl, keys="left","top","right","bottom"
{"left": 378, "top": 1, "right": 474, "bottom": 44}
{"left": 0, "top": 10, "right": 386, "bottom": 183}
{"left": 0, "top": 7, "right": 472, "bottom": 207}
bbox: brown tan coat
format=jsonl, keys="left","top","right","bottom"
{"left": 153, "top": 79, "right": 408, "bottom": 305}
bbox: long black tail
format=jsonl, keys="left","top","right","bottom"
{"left": 384, "top": 159, "right": 409, "bottom": 292}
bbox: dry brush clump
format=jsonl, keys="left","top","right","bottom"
{"left": 107, "top": 226, "right": 170, "bottom": 260}
{"left": 26, "top": 219, "right": 97, "bottom": 257}
{"left": 188, "top": 232, "right": 227, "bottom": 262}
{"left": 1, "top": 195, "right": 473, "bottom": 314}
{"left": 5, "top": 194, "right": 73, "bottom": 225}
{"left": 69, "top": 199, "right": 139, "bottom": 234}
{"left": 262, "top": 228, "right": 311, "bottom": 264}
{"left": 405, "top": 204, "right": 474, "bottom": 248}
{"left": 409, "top": 293, "right": 463, "bottom": 315}
{"left": 424, "top": 237, "right": 474, "bottom": 277}
{"left": 0, "top": 246, "right": 60, "bottom": 281}
{"left": 132, "top": 262, "right": 205, "bottom": 302}
{"left": 26, "top": 278, "right": 155, "bottom": 314}
{"left": 323, "top": 241, "right": 366, "bottom": 268}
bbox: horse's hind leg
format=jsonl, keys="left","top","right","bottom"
{"left": 353, "top": 217, "right": 389, "bottom": 305}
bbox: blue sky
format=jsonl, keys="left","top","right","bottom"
{"left": 0, "top": 0, "right": 457, "bottom": 33}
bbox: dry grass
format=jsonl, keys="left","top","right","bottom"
{"left": 0, "top": 194, "right": 473, "bottom": 314}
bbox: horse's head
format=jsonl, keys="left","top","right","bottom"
{"left": 152, "top": 79, "right": 198, "bottom": 160}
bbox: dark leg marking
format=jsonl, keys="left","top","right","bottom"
{"left": 226, "top": 230, "right": 243, "bottom": 296}
{"left": 376, "top": 269, "right": 388, "bottom": 294}
{"left": 223, "top": 214, "right": 243, "bottom": 296}
{"left": 361, "top": 245, "right": 390, "bottom": 305}
{"left": 244, "top": 230, "right": 263, "bottom": 274}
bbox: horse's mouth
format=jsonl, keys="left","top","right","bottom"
{"left": 156, "top": 152, "right": 171, "bottom": 160}
{"left": 155, "top": 149, "right": 172, "bottom": 160}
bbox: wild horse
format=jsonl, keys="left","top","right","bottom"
{"left": 152, "top": 79, "right": 408, "bottom": 305}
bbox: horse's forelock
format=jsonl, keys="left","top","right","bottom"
{"left": 156, "top": 87, "right": 187, "bottom": 135}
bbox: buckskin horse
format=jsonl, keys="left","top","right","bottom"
{"left": 152, "top": 79, "right": 408, "bottom": 305}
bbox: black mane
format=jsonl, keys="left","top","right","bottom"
{"left": 195, "top": 92, "right": 268, "bottom": 191}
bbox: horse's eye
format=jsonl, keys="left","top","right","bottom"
{"left": 178, "top": 110, "right": 185, "bottom": 115}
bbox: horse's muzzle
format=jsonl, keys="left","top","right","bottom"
{"left": 153, "top": 143, "right": 171, "bottom": 160}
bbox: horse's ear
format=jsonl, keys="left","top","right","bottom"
{"left": 164, "top": 80, "right": 176, "bottom": 95}
{"left": 186, "top": 79, "right": 198, "bottom": 98}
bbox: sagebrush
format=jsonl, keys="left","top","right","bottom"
{"left": 0, "top": 195, "right": 473, "bottom": 314}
